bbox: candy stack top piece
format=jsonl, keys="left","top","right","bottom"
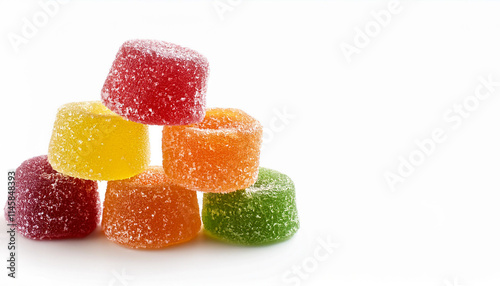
{"left": 101, "top": 39, "right": 209, "bottom": 125}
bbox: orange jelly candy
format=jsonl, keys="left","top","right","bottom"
{"left": 162, "top": 108, "right": 263, "bottom": 193}
{"left": 102, "top": 166, "right": 201, "bottom": 249}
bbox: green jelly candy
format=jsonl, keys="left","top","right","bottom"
{"left": 202, "top": 167, "right": 299, "bottom": 245}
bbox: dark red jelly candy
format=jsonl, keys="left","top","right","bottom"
{"left": 101, "top": 39, "right": 209, "bottom": 125}
{"left": 4, "top": 155, "right": 100, "bottom": 240}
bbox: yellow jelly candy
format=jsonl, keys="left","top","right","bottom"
{"left": 48, "top": 101, "right": 150, "bottom": 180}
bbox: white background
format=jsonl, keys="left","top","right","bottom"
{"left": 1, "top": 1, "right": 500, "bottom": 285}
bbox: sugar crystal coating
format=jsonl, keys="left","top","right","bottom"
{"left": 102, "top": 166, "right": 201, "bottom": 249}
{"left": 101, "top": 39, "right": 209, "bottom": 125}
{"left": 202, "top": 167, "right": 299, "bottom": 245}
{"left": 162, "top": 108, "right": 263, "bottom": 193}
{"left": 4, "top": 155, "right": 100, "bottom": 240}
{"left": 48, "top": 101, "right": 150, "bottom": 181}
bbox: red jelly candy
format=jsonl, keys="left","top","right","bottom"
{"left": 4, "top": 155, "right": 100, "bottom": 240}
{"left": 101, "top": 39, "right": 209, "bottom": 125}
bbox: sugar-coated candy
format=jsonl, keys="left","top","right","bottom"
{"left": 4, "top": 155, "right": 100, "bottom": 240}
{"left": 102, "top": 166, "right": 201, "bottom": 249}
{"left": 202, "top": 167, "right": 299, "bottom": 245}
{"left": 162, "top": 108, "right": 263, "bottom": 193}
{"left": 101, "top": 39, "right": 209, "bottom": 125}
{"left": 48, "top": 101, "right": 150, "bottom": 181}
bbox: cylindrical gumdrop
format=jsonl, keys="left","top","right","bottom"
{"left": 101, "top": 39, "right": 209, "bottom": 125}
{"left": 162, "top": 108, "right": 263, "bottom": 193}
{"left": 102, "top": 166, "right": 201, "bottom": 249}
{"left": 202, "top": 167, "right": 299, "bottom": 245}
{"left": 48, "top": 101, "right": 150, "bottom": 181}
{"left": 4, "top": 155, "right": 100, "bottom": 240}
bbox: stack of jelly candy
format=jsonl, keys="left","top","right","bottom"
{"left": 5, "top": 39, "right": 299, "bottom": 248}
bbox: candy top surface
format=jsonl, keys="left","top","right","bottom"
{"left": 203, "top": 167, "right": 296, "bottom": 204}
{"left": 183, "top": 108, "right": 262, "bottom": 134}
{"left": 17, "top": 155, "right": 83, "bottom": 183}
{"left": 224, "top": 168, "right": 295, "bottom": 199}
{"left": 244, "top": 167, "right": 294, "bottom": 195}
{"left": 57, "top": 101, "right": 120, "bottom": 119}
{"left": 119, "top": 39, "right": 207, "bottom": 64}
{"left": 108, "top": 166, "right": 169, "bottom": 187}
